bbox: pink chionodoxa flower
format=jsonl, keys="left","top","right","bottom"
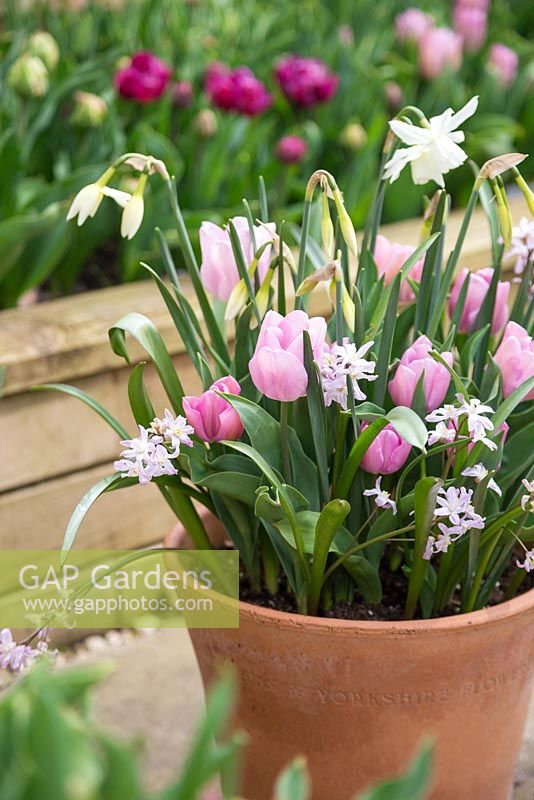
{"left": 453, "top": 3, "right": 487, "bottom": 53}
{"left": 360, "top": 423, "right": 412, "bottom": 475}
{"left": 488, "top": 43, "right": 518, "bottom": 88}
{"left": 388, "top": 335, "right": 453, "bottom": 413}
{"left": 275, "top": 55, "right": 339, "bottom": 107}
{"left": 199, "top": 216, "right": 276, "bottom": 302}
{"left": 373, "top": 234, "right": 424, "bottom": 303}
{"left": 418, "top": 27, "right": 463, "bottom": 80}
{"left": 204, "top": 63, "right": 271, "bottom": 116}
{"left": 493, "top": 322, "right": 534, "bottom": 401}
{"left": 114, "top": 51, "right": 172, "bottom": 103}
{"left": 183, "top": 376, "right": 244, "bottom": 443}
{"left": 448, "top": 267, "right": 510, "bottom": 335}
{"left": 395, "top": 8, "right": 434, "bottom": 43}
{"left": 249, "top": 310, "right": 327, "bottom": 402}
{"left": 275, "top": 135, "right": 308, "bottom": 164}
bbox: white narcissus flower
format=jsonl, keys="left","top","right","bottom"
{"left": 67, "top": 182, "right": 130, "bottom": 226}
{"left": 384, "top": 96, "right": 479, "bottom": 187}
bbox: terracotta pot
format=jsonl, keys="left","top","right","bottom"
{"left": 164, "top": 523, "right": 534, "bottom": 800}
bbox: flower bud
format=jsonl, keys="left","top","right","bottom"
{"left": 71, "top": 91, "right": 108, "bottom": 128}
{"left": 193, "top": 109, "right": 218, "bottom": 138}
{"left": 332, "top": 186, "right": 358, "bottom": 260}
{"left": 514, "top": 171, "right": 534, "bottom": 216}
{"left": 339, "top": 122, "right": 367, "bottom": 151}
{"left": 27, "top": 31, "right": 60, "bottom": 72}
{"left": 491, "top": 178, "right": 513, "bottom": 248}
{"left": 384, "top": 81, "right": 403, "bottom": 111}
{"left": 172, "top": 80, "right": 193, "bottom": 108}
{"left": 7, "top": 55, "right": 49, "bottom": 98}
{"left": 321, "top": 192, "right": 335, "bottom": 259}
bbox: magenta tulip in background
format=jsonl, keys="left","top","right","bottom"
{"left": 395, "top": 8, "right": 433, "bottom": 43}
{"left": 275, "top": 135, "right": 308, "bottom": 164}
{"left": 494, "top": 322, "right": 534, "bottom": 400}
{"left": 453, "top": 4, "right": 487, "bottom": 53}
{"left": 448, "top": 267, "right": 510, "bottom": 334}
{"left": 488, "top": 43, "right": 519, "bottom": 88}
{"left": 418, "top": 27, "right": 463, "bottom": 80}
{"left": 249, "top": 310, "right": 327, "bottom": 402}
{"left": 204, "top": 62, "right": 271, "bottom": 116}
{"left": 388, "top": 335, "right": 453, "bottom": 412}
{"left": 360, "top": 423, "right": 412, "bottom": 475}
{"left": 114, "top": 51, "right": 172, "bottom": 103}
{"left": 200, "top": 216, "right": 275, "bottom": 302}
{"left": 172, "top": 80, "right": 193, "bottom": 108}
{"left": 373, "top": 234, "right": 424, "bottom": 303}
{"left": 275, "top": 55, "right": 339, "bottom": 107}
{"left": 183, "top": 376, "right": 244, "bottom": 443}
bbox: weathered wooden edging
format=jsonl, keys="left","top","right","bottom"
{"left": 0, "top": 196, "right": 527, "bottom": 552}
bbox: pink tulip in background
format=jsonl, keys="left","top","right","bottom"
{"left": 388, "top": 335, "right": 453, "bottom": 412}
{"left": 488, "top": 43, "right": 519, "bottom": 88}
{"left": 183, "top": 376, "right": 244, "bottom": 443}
{"left": 448, "top": 267, "right": 510, "bottom": 334}
{"left": 373, "top": 234, "right": 424, "bottom": 303}
{"left": 494, "top": 322, "right": 534, "bottom": 400}
{"left": 275, "top": 55, "right": 339, "bottom": 107}
{"left": 249, "top": 310, "right": 327, "bottom": 402}
{"left": 114, "top": 51, "right": 172, "bottom": 103}
{"left": 453, "top": 4, "right": 487, "bottom": 53}
{"left": 172, "top": 80, "right": 193, "bottom": 108}
{"left": 418, "top": 27, "right": 463, "bottom": 80}
{"left": 360, "top": 423, "right": 412, "bottom": 475}
{"left": 275, "top": 135, "right": 308, "bottom": 164}
{"left": 204, "top": 62, "right": 272, "bottom": 116}
{"left": 395, "top": 8, "right": 433, "bottom": 43}
{"left": 200, "top": 216, "right": 275, "bottom": 302}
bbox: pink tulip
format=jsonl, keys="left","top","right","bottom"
{"left": 388, "top": 335, "right": 453, "bottom": 412}
{"left": 453, "top": 5, "right": 487, "bottom": 53}
{"left": 395, "top": 8, "right": 434, "bottom": 43}
{"left": 488, "top": 44, "right": 518, "bottom": 88}
{"left": 275, "top": 135, "right": 308, "bottom": 164}
{"left": 204, "top": 62, "right": 272, "bottom": 116}
{"left": 200, "top": 216, "right": 276, "bottom": 302}
{"left": 360, "top": 423, "right": 412, "bottom": 475}
{"left": 182, "top": 376, "right": 244, "bottom": 443}
{"left": 494, "top": 322, "right": 534, "bottom": 401}
{"left": 418, "top": 27, "right": 463, "bottom": 80}
{"left": 373, "top": 234, "right": 424, "bottom": 303}
{"left": 448, "top": 268, "right": 510, "bottom": 335}
{"left": 172, "top": 80, "right": 193, "bottom": 107}
{"left": 114, "top": 51, "right": 171, "bottom": 103}
{"left": 274, "top": 55, "right": 339, "bottom": 108}
{"left": 249, "top": 310, "right": 327, "bottom": 402}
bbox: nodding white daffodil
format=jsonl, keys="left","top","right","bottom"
{"left": 120, "top": 173, "right": 148, "bottom": 240}
{"left": 384, "top": 96, "right": 479, "bottom": 187}
{"left": 66, "top": 168, "right": 131, "bottom": 226}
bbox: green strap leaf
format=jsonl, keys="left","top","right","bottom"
{"left": 358, "top": 742, "right": 433, "bottom": 800}
{"left": 274, "top": 757, "right": 310, "bottom": 800}
{"left": 405, "top": 476, "right": 443, "bottom": 619}
{"left": 308, "top": 499, "right": 351, "bottom": 614}
{"left": 334, "top": 417, "right": 388, "bottom": 500}
{"left": 372, "top": 272, "right": 401, "bottom": 407}
{"left": 62, "top": 474, "right": 128, "bottom": 562}
{"left": 128, "top": 362, "right": 156, "bottom": 427}
{"left": 33, "top": 383, "right": 129, "bottom": 439}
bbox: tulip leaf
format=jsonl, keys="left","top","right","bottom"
{"left": 343, "top": 555, "right": 382, "bottom": 604}
{"left": 109, "top": 313, "right": 184, "bottom": 414}
{"left": 358, "top": 741, "right": 433, "bottom": 800}
{"left": 490, "top": 374, "right": 534, "bottom": 432}
{"left": 372, "top": 272, "right": 401, "bottom": 407}
{"left": 128, "top": 362, "right": 155, "bottom": 427}
{"left": 386, "top": 406, "right": 427, "bottom": 451}
{"left": 334, "top": 417, "right": 389, "bottom": 500}
{"left": 308, "top": 499, "right": 351, "bottom": 613}
{"left": 33, "top": 383, "right": 129, "bottom": 439}
{"left": 405, "top": 476, "right": 443, "bottom": 619}
{"left": 303, "top": 331, "right": 329, "bottom": 504}
{"left": 274, "top": 757, "right": 310, "bottom": 800}
{"left": 196, "top": 472, "right": 261, "bottom": 505}
{"left": 413, "top": 191, "right": 447, "bottom": 336}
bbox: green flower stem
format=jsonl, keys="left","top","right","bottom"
{"left": 295, "top": 199, "right": 313, "bottom": 311}
{"left": 280, "top": 402, "right": 291, "bottom": 483}
{"left": 161, "top": 487, "right": 212, "bottom": 550}
{"left": 332, "top": 411, "right": 349, "bottom": 494}
{"left": 322, "top": 524, "right": 415, "bottom": 585}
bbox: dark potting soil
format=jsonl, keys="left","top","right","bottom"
{"left": 239, "top": 561, "right": 534, "bottom": 622}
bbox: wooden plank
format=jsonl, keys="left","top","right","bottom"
{"left": 0, "top": 195, "right": 527, "bottom": 396}
{"left": 0, "top": 356, "right": 202, "bottom": 493}
{"left": 0, "top": 464, "right": 176, "bottom": 550}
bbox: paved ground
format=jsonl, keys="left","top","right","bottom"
{"left": 68, "top": 629, "right": 534, "bottom": 798}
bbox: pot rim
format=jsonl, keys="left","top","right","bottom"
{"left": 235, "top": 586, "right": 534, "bottom": 637}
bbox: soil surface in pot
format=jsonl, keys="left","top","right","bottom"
{"left": 239, "top": 561, "right": 534, "bottom": 621}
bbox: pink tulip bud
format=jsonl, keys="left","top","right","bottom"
{"left": 274, "top": 55, "right": 339, "bottom": 108}
{"left": 204, "top": 62, "right": 271, "bottom": 116}
{"left": 172, "top": 80, "right": 193, "bottom": 108}
{"left": 453, "top": 4, "right": 487, "bottom": 52}
{"left": 388, "top": 335, "right": 453, "bottom": 412}
{"left": 182, "top": 376, "right": 244, "bottom": 443}
{"left": 200, "top": 216, "right": 276, "bottom": 302}
{"left": 493, "top": 322, "right": 534, "bottom": 400}
{"left": 275, "top": 135, "right": 308, "bottom": 164}
{"left": 395, "top": 8, "right": 434, "bottom": 43}
{"left": 488, "top": 43, "right": 518, "bottom": 88}
{"left": 360, "top": 423, "right": 412, "bottom": 475}
{"left": 249, "top": 310, "right": 327, "bottom": 402}
{"left": 448, "top": 268, "right": 510, "bottom": 335}
{"left": 114, "top": 51, "right": 172, "bottom": 103}
{"left": 373, "top": 234, "right": 424, "bottom": 303}
{"left": 384, "top": 81, "right": 404, "bottom": 111}
{"left": 418, "top": 27, "right": 463, "bottom": 80}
